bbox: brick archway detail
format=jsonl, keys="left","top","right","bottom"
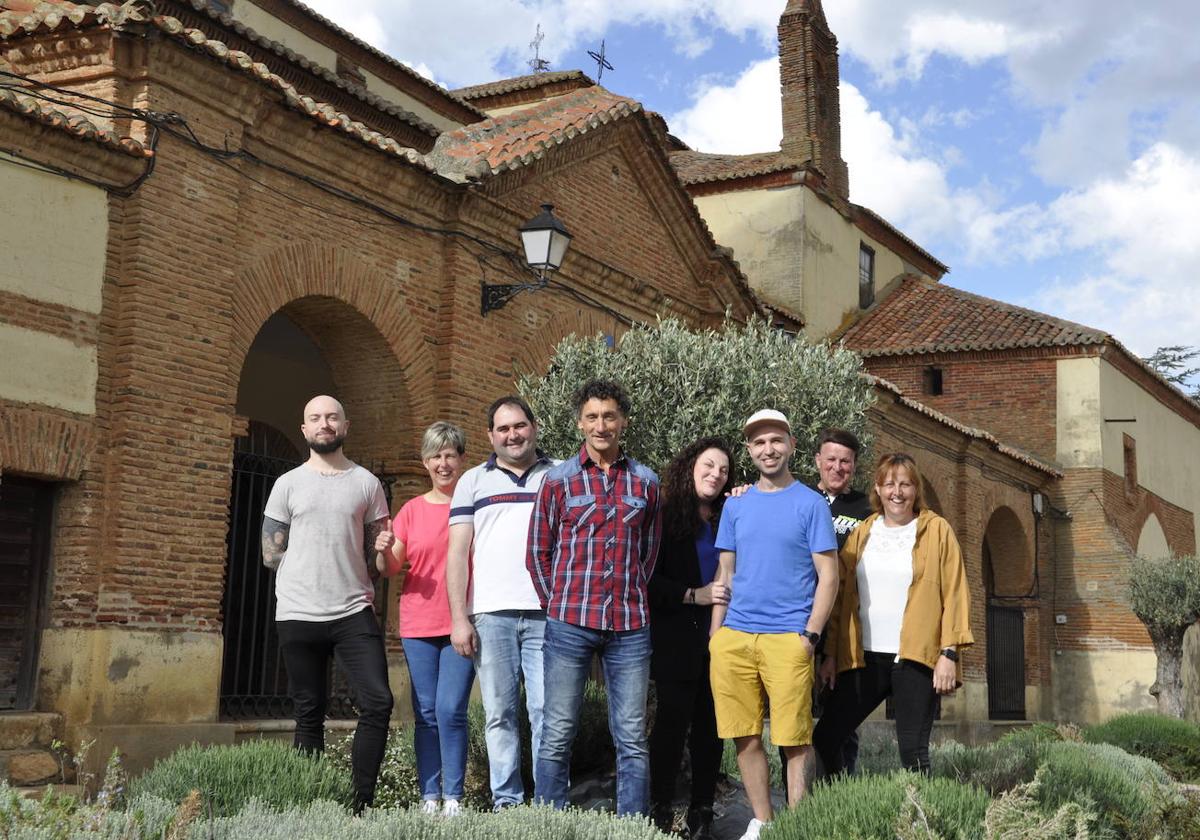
{"left": 513, "top": 309, "right": 627, "bottom": 378}
{"left": 0, "top": 403, "right": 98, "bottom": 481}
{"left": 228, "top": 242, "right": 435, "bottom": 424}
{"left": 983, "top": 505, "right": 1032, "bottom": 597}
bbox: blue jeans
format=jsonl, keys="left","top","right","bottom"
{"left": 401, "top": 636, "right": 476, "bottom": 800}
{"left": 535, "top": 619, "right": 651, "bottom": 816}
{"left": 473, "top": 610, "right": 546, "bottom": 807}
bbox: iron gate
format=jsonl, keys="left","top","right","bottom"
{"left": 0, "top": 476, "right": 53, "bottom": 711}
{"left": 986, "top": 604, "right": 1026, "bottom": 720}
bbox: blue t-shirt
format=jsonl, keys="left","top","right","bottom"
{"left": 715, "top": 481, "right": 838, "bottom": 633}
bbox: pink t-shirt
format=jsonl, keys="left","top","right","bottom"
{"left": 393, "top": 495, "right": 452, "bottom": 638}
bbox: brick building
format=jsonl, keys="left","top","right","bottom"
{"left": 1, "top": 0, "right": 1195, "bottom": 783}
{"left": 0, "top": 0, "right": 782, "bottom": 775}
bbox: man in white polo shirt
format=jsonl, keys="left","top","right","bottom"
{"left": 447, "top": 395, "right": 557, "bottom": 809}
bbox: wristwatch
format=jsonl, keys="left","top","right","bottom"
{"left": 940, "top": 647, "right": 958, "bottom": 662}
{"left": 801, "top": 630, "right": 820, "bottom": 647}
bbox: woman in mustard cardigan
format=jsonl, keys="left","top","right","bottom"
{"left": 812, "top": 453, "right": 973, "bottom": 774}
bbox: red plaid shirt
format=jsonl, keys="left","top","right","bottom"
{"left": 526, "top": 445, "right": 662, "bottom": 631}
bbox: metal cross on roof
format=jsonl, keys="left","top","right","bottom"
{"left": 528, "top": 24, "right": 551, "bottom": 74}
{"left": 587, "top": 39, "right": 614, "bottom": 81}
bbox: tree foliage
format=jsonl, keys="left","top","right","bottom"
{"left": 1129, "top": 554, "right": 1200, "bottom": 638}
{"left": 1142, "top": 345, "right": 1200, "bottom": 399}
{"left": 516, "top": 317, "right": 874, "bottom": 483}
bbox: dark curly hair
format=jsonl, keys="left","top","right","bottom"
{"left": 573, "top": 379, "right": 631, "bottom": 417}
{"left": 662, "top": 437, "right": 735, "bottom": 541}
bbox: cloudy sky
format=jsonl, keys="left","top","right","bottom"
{"left": 305, "top": 0, "right": 1199, "bottom": 382}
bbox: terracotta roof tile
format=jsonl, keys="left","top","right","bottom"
{"left": 453, "top": 70, "right": 595, "bottom": 101}
{"left": 1, "top": 1, "right": 450, "bottom": 138}
{"left": 0, "top": 2, "right": 437, "bottom": 174}
{"left": 840, "top": 275, "right": 1107, "bottom": 357}
{"left": 668, "top": 149, "right": 796, "bottom": 186}
{"left": 869, "top": 375, "right": 1061, "bottom": 476}
{"left": 428, "top": 86, "right": 640, "bottom": 179}
{"left": 0, "top": 84, "right": 148, "bottom": 155}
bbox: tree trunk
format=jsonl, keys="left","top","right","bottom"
{"left": 1150, "top": 631, "right": 1185, "bottom": 718}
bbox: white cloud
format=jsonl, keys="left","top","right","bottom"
{"left": 1030, "top": 143, "right": 1200, "bottom": 355}
{"left": 669, "top": 58, "right": 781, "bottom": 154}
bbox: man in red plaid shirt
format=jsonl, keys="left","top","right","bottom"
{"left": 526, "top": 379, "right": 662, "bottom": 816}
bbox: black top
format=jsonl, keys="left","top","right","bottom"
{"left": 816, "top": 486, "right": 872, "bottom": 550}
{"left": 648, "top": 528, "right": 714, "bottom": 681}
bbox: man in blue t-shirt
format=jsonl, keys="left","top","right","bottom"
{"left": 709, "top": 409, "right": 838, "bottom": 840}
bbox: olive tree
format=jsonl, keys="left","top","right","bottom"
{"left": 516, "top": 317, "right": 874, "bottom": 482}
{"left": 1129, "top": 553, "right": 1200, "bottom": 717}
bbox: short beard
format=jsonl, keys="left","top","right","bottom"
{"left": 308, "top": 435, "right": 345, "bottom": 455}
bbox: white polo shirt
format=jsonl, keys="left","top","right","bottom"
{"left": 449, "top": 452, "right": 558, "bottom": 615}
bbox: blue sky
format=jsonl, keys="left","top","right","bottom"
{"left": 305, "top": 1, "right": 1200, "bottom": 386}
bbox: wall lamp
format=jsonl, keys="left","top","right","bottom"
{"left": 481, "top": 203, "right": 573, "bottom": 316}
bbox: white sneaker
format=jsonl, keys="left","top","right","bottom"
{"left": 421, "top": 799, "right": 439, "bottom": 815}
{"left": 442, "top": 799, "right": 462, "bottom": 817}
{"left": 739, "top": 817, "right": 769, "bottom": 840}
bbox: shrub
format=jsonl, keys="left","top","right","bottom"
{"left": 517, "top": 317, "right": 873, "bottom": 482}
{"left": 1084, "top": 713, "right": 1200, "bottom": 783}
{"left": 932, "top": 736, "right": 1042, "bottom": 796}
{"left": 982, "top": 768, "right": 1096, "bottom": 840}
{"left": 211, "top": 799, "right": 664, "bottom": 839}
{"left": 770, "top": 772, "right": 989, "bottom": 840}
{"left": 1035, "top": 741, "right": 1175, "bottom": 837}
{"left": 129, "top": 739, "right": 352, "bottom": 816}
{"left": 854, "top": 726, "right": 902, "bottom": 776}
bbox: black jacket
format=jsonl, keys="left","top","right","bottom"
{"left": 648, "top": 528, "right": 714, "bottom": 681}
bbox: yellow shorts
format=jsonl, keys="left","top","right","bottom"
{"left": 708, "top": 627, "right": 814, "bottom": 745}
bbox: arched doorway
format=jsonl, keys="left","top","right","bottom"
{"left": 220, "top": 301, "right": 412, "bottom": 719}
{"left": 982, "top": 506, "right": 1031, "bottom": 720}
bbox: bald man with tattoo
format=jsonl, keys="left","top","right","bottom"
{"left": 262, "top": 395, "right": 394, "bottom": 813}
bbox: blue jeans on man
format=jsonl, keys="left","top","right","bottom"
{"left": 473, "top": 609, "right": 546, "bottom": 808}
{"left": 535, "top": 618, "right": 651, "bottom": 816}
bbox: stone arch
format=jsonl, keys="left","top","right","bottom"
{"left": 1136, "top": 512, "right": 1171, "bottom": 559}
{"left": 228, "top": 241, "right": 436, "bottom": 442}
{"left": 512, "top": 306, "right": 628, "bottom": 378}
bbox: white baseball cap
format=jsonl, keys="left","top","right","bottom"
{"left": 743, "top": 409, "right": 791, "bottom": 437}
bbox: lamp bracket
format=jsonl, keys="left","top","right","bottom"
{"left": 481, "top": 277, "right": 547, "bottom": 316}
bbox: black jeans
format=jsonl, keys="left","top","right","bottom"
{"left": 649, "top": 671, "right": 723, "bottom": 809}
{"left": 813, "top": 652, "right": 939, "bottom": 775}
{"left": 277, "top": 607, "right": 394, "bottom": 810}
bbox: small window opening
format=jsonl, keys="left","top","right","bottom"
{"left": 858, "top": 243, "right": 875, "bottom": 309}
{"left": 923, "top": 366, "right": 944, "bottom": 396}
{"left": 1123, "top": 434, "right": 1138, "bottom": 493}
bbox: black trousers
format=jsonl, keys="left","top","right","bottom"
{"left": 649, "top": 670, "right": 723, "bottom": 808}
{"left": 812, "top": 652, "right": 939, "bottom": 775}
{"left": 277, "top": 606, "right": 394, "bottom": 810}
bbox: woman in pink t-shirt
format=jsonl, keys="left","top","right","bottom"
{"left": 375, "top": 421, "right": 475, "bottom": 816}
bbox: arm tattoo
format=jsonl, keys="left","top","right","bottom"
{"left": 364, "top": 517, "right": 388, "bottom": 580}
{"left": 261, "top": 516, "right": 290, "bottom": 570}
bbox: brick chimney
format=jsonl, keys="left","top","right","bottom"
{"left": 778, "top": 0, "right": 849, "bottom": 200}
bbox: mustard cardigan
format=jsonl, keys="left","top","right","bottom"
{"left": 824, "top": 509, "right": 974, "bottom": 673}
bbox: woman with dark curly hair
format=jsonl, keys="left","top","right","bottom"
{"left": 649, "top": 437, "right": 734, "bottom": 839}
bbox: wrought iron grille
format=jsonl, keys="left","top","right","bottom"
{"left": 986, "top": 604, "right": 1026, "bottom": 720}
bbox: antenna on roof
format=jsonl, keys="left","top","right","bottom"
{"left": 587, "top": 39, "right": 614, "bottom": 81}
{"left": 528, "top": 24, "right": 551, "bottom": 74}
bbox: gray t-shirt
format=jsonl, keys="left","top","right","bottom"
{"left": 264, "top": 463, "right": 389, "bottom": 622}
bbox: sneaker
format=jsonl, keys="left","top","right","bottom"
{"left": 421, "top": 799, "right": 439, "bottom": 815}
{"left": 442, "top": 799, "right": 462, "bottom": 817}
{"left": 738, "top": 818, "right": 769, "bottom": 840}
